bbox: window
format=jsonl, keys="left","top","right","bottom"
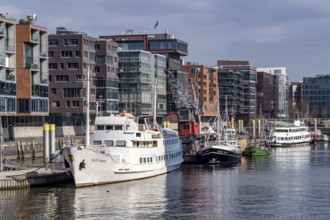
{"left": 75, "top": 51, "right": 81, "bottom": 57}
{"left": 52, "top": 101, "right": 60, "bottom": 108}
{"left": 60, "top": 63, "right": 64, "bottom": 69}
{"left": 50, "top": 88, "right": 56, "bottom": 95}
{"left": 76, "top": 75, "right": 86, "bottom": 81}
{"left": 61, "top": 51, "right": 72, "bottom": 57}
{"left": 69, "top": 39, "right": 78, "bottom": 45}
{"left": 72, "top": 101, "right": 79, "bottom": 107}
{"left": 63, "top": 88, "right": 85, "bottom": 97}
{"left": 93, "top": 140, "right": 102, "bottom": 145}
{"left": 89, "top": 52, "right": 95, "bottom": 62}
{"left": 116, "top": 140, "right": 126, "bottom": 146}
{"left": 56, "top": 75, "right": 69, "bottom": 81}
{"left": 96, "top": 125, "right": 104, "bottom": 130}
{"left": 63, "top": 39, "right": 68, "bottom": 46}
{"left": 48, "top": 51, "right": 54, "bottom": 58}
{"left": 49, "top": 63, "right": 57, "bottom": 70}
{"left": 49, "top": 39, "right": 58, "bottom": 46}
{"left": 66, "top": 101, "right": 71, "bottom": 107}
{"left": 115, "top": 125, "right": 122, "bottom": 130}
{"left": 24, "top": 43, "right": 33, "bottom": 68}
{"left": 104, "top": 140, "right": 114, "bottom": 147}
{"left": 68, "top": 63, "right": 79, "bottom": 69}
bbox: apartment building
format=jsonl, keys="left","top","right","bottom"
{"left": 217, "top": 60, "right": 256, "bottom": 123}
{"left": 257, "top": 67, "right": 289, "bottom": 118}
{"left": 288, "top": 82, "right": 303, "bottom": 117}
{"left": 0, "top": 14, "right": 16, "bottom": 118}
{"left": 100, "top": 32, "right": 188, "bottom": 71}
{"left": 256, "top": 71, "right": 278, "bottom": 118}
{"left": 0, "top": 14, "right": 48, "bottom": 126}
{"left": 180, "top": 64, "right": 218, "bottom": 121}
{"left": 48, "top": 27, "right": 118, "bottom": 125}
{"left": 303, "top": 74, "right": 330, "bottom": 118}
{"left": 117, "top": 50, "right": 167, "bottom": 117}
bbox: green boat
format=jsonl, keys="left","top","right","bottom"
{"left": 243, "top": 145, "right": 270, "bottom": 156}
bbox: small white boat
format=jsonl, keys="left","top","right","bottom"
{"left": 266, "top": 120, "right": 312, "bottom": 147}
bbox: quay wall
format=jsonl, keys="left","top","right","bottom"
{"left": 5, "top": 125, "right": 87, "bottom": 140}
{"left": 0, "top": 170, "right": 73, "bottom": 190}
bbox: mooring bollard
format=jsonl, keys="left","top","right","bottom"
{"left": 49, "top": 124, "right": 55, "bottom": 161}
{"left": 20, "top": 140, "right": 24, "bottom": 159}
{"left": 16, "top": 140, "right": 21, "bottom": 160}
{"left": 43, "top": 124, "right": 50, "bottom": 164}
{"left": 31, "top": 140, "right": 36, "bottom": 160}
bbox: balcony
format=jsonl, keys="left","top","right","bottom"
{"left": 6, "top": 74, "right": 15, "bottom": 81}
{"left": 31, "top": 63, "right": 39, "bottom": 70}
{"left": 119, "top": 57, "right": 141, "bottom": 62}
{"left": 31, "top": 33, "right": 39, "bottom": 43}
{"left": 119, "top": 67, "right": 141, "bottom": 73}
{"left": 40, "top": 51, "right": 47, "bottom": 58}
{"left": 0, "top": 58, "right": 5, "bottom": 67}
{"left": 41, "top": 78, "right": 48, "bottom": 84}
{"left": 6, "top": 45, "right": 15, "bottom": 53}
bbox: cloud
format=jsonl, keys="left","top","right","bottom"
{"left": 2, "top": 0, "right": 330, "bottom": 81}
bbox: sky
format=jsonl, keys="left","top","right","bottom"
{"left": 2, "top": 0, "right": 330, "bottom": 82}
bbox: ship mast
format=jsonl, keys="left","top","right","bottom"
{"left": 153, "top": 78, "right": 158, "bottom": 129}
{"left": 85, "top": 67, "right": 90, "bottom": 147}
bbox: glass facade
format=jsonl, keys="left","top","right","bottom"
{"left": 257, "top": 67, "right": 288, "bottom": 118}
{"left": 118, "top": 50, "right": 166, "bottom": 116}
{"left": 303, "top": 75, "right": 330, "bottom": 117}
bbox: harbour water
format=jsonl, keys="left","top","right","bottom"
{"left": 1, "top": 143, "right": 330, "bottom": 219}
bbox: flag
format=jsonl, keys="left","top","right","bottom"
{"left": 154, "top": 21, "right": 159, "bottom": 30}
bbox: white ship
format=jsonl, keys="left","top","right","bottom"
{"left": 63, "top": 111, "right": 183, "bottom": 187}
{"left": 62, "top": 69, "right": 183, "bottom": 187}
{"left": 266, "top": 120, "right": 312, "bottom": 147}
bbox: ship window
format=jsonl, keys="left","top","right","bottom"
{"left": 139, "top": 158, "right": 142, "bottom": 163}
{"left": 97, "top": 125, "right": 104, "bottom": 130}
{"left": 147, "top": 157, "right": 150, "bottom": 163}
{"left": 115, "top": 125, "right": 122, "bottom": 130}
{"left": 136, "top": 133, "right": 141, "bottom": 137}
{"left": 116, "top": 140, "right": 126, "bottom": 146}
{"left": 150, "top": 157, "right": 153, "bottom": 163}
{"left": 104, "top": 140, "right": 114, "bottom": 147}
{"left": 93, "top": 140, "right": 102, "bottom": 145}
{"left": 143, "top": 158, "right": 146, "bottom": 163}
{"left": 106, "top": 125, "right": 113, "bottom": 130}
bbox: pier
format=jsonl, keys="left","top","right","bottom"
{"left": 0, "top": 165, "right": 72, "bottom": 190}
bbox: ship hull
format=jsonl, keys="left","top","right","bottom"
{"left": 63, "top": 146, "right": 183, "bottom": 187}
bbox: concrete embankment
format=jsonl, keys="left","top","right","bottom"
{"left": 3, "top": 136, "right": 85, "bottom": 159}
{"left": 0, "top": 166, "right": 73, "bottom": 190}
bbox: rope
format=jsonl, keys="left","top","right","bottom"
{"left": 6, "top": 149, "right": 65, "bottom": 181}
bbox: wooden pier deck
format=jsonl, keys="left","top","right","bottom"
{"left": 0, "top": 165, "right": 73, "bottom": 190}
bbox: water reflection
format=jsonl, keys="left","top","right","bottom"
{"left": 1, "top": 143, "right": 330, "bottom": 219}
{"left": 0, "top": 186, "right": 75, "bottom": 220}
{"left": 73, "top": 173, "right": 173, "bottom": 219}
